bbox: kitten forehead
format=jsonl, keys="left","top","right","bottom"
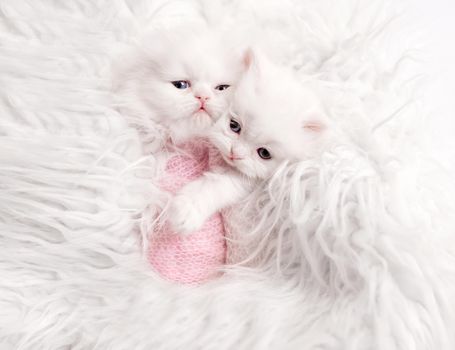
{"left": 144, "top": 28, "right": 239, "bottom": 83}
{"left": 236, "top": 51, "right": 323, "bottom": 118}
{"left": 244, "top": 112, "right": 305, "bottom": 155}
{"left": 236, "top": 75, "right": 320, "bottom": 113}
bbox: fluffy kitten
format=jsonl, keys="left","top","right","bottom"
{"left": 114, "top": 25, "right": 241, "bottom": 149}
{"left": 169, "top": 49, "right": 329, "bottom": 234}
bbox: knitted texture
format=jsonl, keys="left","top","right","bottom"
{"left": 148, "top": 139, "right": 226, "bottom": 285}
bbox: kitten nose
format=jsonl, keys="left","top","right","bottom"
{"left": 195, "top": 95, "right": 210, "bottom": 101}
{"left": 229, "top": 147, "right": 243, "bottom": 160}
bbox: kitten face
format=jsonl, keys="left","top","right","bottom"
{"left": 209, "top": 50, "right": 327, "bottom": 179}
{"left": 138, "top": 28, "right": 240, "bottom": 142}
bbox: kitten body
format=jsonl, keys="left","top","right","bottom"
{"left": 170, "top": 50, "right": 329, "bottom": 234}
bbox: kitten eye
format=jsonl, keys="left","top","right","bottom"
{"left": 215, "top": 84, "right": 230, "bottom": 91}
{"left": 257, "top": 148, "right": 271, "bottom": 160}
{"left": 171, "top": 80, "right": 190, "bottom": 89}
{"left": 229, "top": 119, "right": 241, "bottom": 134}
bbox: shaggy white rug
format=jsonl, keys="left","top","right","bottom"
{"left": 1, "top": 0, "right": 455, "bottom": 349}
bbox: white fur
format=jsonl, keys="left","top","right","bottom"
{"left": 1, "top": 0, "right": 455, "bottom": 349}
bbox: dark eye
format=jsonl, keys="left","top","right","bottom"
{"left": 215, "top": 84, "right": 230, "bottom": 91}
{"left": 171, "top": 80, "right": 190, "bottom": 89}
{"left": 257, "top": 148, "right": 271, "bottom": 160}
{"left": 229, "top": 119, "right": 241, "bottom": 134}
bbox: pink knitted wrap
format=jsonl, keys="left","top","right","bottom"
{"left": 148, "top": 139, "right": 227, "bottom": 285}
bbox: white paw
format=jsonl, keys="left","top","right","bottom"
{"left": 168, "top": 195, "right": 206, "bottom": 234}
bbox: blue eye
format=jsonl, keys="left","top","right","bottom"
{"left": 171, "top": 80, "right": 190, "bottom": 89}
{"left": 257, "top": 148, "right": 271, "bottom": 160}
{"left": 215, "top": 84, "right": 230, "bottom": 91}
{"left": 230, "top": 119, "right": 241, "bottom": 134}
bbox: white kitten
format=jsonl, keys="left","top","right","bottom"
{"left": 114, "top": 25, "right": 241, "bottom": 149}
{"left": 170, "top": 49, "right": 329, "bottom": 234}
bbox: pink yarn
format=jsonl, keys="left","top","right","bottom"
{"left": 148, "top": 139, "right": 226, "bottom": 285}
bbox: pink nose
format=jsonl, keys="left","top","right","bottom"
{"left": 229, "top": 148, "right": 243, "bottom": 160}
{"left": 195, "top": 95, "right": 210, "bottom": 101}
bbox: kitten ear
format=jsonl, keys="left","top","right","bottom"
{"left": 242, "top": 47, "right": 259, "bottom": 72}
{"left": 302, "top": 115, "right": 326, "bottom": 132}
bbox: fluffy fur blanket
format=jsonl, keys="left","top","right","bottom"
{"left": 1, "top": 1, "right": 455, "bottom": 349}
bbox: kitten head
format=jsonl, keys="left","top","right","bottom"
{"left": 136, "top": 26, "right": 241, "bottom": 143}
{"left": 209, "top": 49, "right": 328, "bottom": 179}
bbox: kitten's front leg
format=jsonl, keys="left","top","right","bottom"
{"left": 169, "top": 171, "right": 250, "bottom": 234}
{"left": 168, "top": 192, "right": 206, "bottom": 234}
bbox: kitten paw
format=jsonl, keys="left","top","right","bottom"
{"left": 168, "top": 195, "right": 206, "bottom": 234}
